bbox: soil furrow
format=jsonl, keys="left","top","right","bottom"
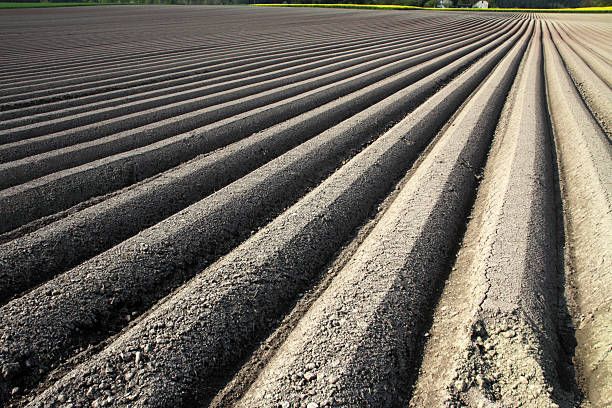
{"left": 0, "top": 18, "right": 467, "bottom": 113}
{"left": 0, "top": 17, "right": 478, "bottom": 107}
{"left": 0, "top": 24, "right": 456, "bottom": 127}
{"left": 0, "top": 31, "right": 418, "bottom": 90}
{"left": 412, "top": 23, "right": 578, "bottom": 408}
{"left": 0, "top": 18, "right": 490, "bottom": 149}
{"left": 233, "top": 23, "right": 529, "bottom": 408}
{"left": 0, "top": 20, "right": 517, "bottom": 233}
{"left": 0, "top": 9, "right": 445, "bottom": 71}
{"left": 0, "top": 16, "right": 460, "bottom": 88}
{"left": 0, "top": 22, "right": 445, "bottom": 83}
{"left": 22, "top": 25, "right": 528, "bottom": 407}
{"left": 0, "top": 27, "right": 444, "bottom": 128}
{"left": 547, "top": 22, "right": 611, "bottom": 138}
{"left": 554, "top": 23, "right": 612, "bottom": 88}
{"left": 0, "top": 8, "right": 607, "bottom": 407}
{"left": 0, "top": 21, "right": 524, "bottom": 306}
{"left": 0, "top": 20, "right": 526, "bottom": 404}
{"left": 543, "top": 22, "right": 612, "bottom": 407}
{"left": 0, "top": 24, "right": 438, "bottom": 102}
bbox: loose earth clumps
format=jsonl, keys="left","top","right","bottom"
{"left": 0, "top": 5, "right": 609, "bottom": 408}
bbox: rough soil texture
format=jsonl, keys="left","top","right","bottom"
{"left": 543, "top": 18, "right": 612, "bottom": 407}
{"left": 0, "top": 6, "right": 609, "bottom": 408}
{"left": 412, "top": 25, "right": 578, "bottom": 408}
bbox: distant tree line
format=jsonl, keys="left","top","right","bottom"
{"left": 7, "top": 0, "right": 612, "bottom": 7}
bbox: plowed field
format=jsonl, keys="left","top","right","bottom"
{"left": 0, "top": 5, "right": 610, "bottom": 408}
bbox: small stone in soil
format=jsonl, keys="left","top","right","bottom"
{"left": 454, "top": 379, "right": 466, "bottom": 392}
{"left": 502, "top": 330, "right": 516, "bottom": 338}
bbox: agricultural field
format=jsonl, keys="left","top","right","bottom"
{"left": 0, "top": 5, "right": 610, "bottom": 407}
